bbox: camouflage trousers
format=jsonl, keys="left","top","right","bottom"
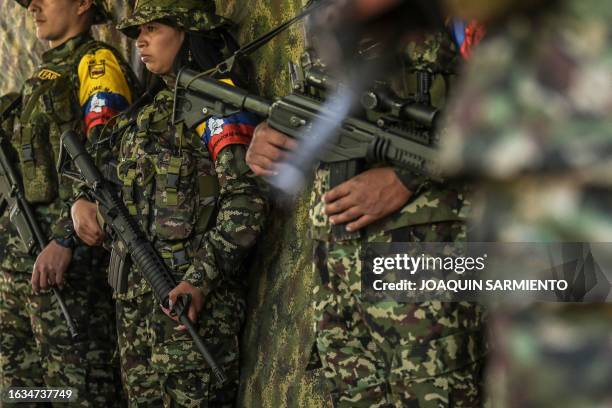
{"left": 0, "top": 245, "right": 121, "bottom": 407}
{"left": 0, "top": 271, "right": 46, "bottom": 408}
{"left": 116, "top": 285, "right": 242, "bottom": 407}
{"left": 311, "top": 222, "right": 486, "bottom": 407}
{"left": 487, "top": 304, "right": 612, "bottom": 408}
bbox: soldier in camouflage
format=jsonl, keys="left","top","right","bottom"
{"left": 0, "top": 0, "right": 139, "bottom": 406}
{"left": 246, "top": 2, "right": 486, "bottom": 406}
{"left": 440, "top": 0, "right": 612, "bottom": 406}
{"left": 71, "top": 0, "right": 268, "bottom": 405}
{"left": 0, "top": 93, "right": 51, "bottom": 406}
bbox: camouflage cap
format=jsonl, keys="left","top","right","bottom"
{"left": 13, "top": 0, "right": 112, "bottom": 24}
{"left": 117, "top": 0, "right": 230, "bottom": 39}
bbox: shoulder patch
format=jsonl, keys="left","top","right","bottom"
{"left": 198, "top": 112, "right": 258, "bottom": 161}
{"left": 38, "top": 69, "right": 62, "bottom": 81}
{"left": 78, "top": 48, "right": 132, "bottom": 133}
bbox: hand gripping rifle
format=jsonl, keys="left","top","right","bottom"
{"left": 60, "top": 130, "right": 227, "bottom": 384}
{"left": 173, "top": 52, "right": 441, "bottom": 239}
{"left": 0, "top": 99, "right": 78, "bottom": 339}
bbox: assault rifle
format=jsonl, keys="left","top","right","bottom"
{"left": 60, "top": 130, "right": 227, "bottom": 384}
{"left": 0, "top": 100, "right": 78, "bottom": 339}
{"left": 173, "top": 51, "right": 441, "bottom": 239}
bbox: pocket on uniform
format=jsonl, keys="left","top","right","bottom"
{"left": 388, "top": 359, "right": 484, "bottom": 407}
{"left": 153, "top": 151, "right": 197, "bottom": 240}
{"left": 20, "top": 114, "right": 58, "bottom": 203}
{"left": 49, "top": 82, "right": 76, "bottom": 124}
{"left": 388, "top": 330, "right": 485, "bottom": 406}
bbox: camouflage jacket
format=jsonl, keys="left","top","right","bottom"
{"left": 112, "top": 86, "right": 268, "bottom": 300}
{"left": 439, "top": 0, "right": 612, "bottom": 242}
{"left": 310, "top": 26, "right": 468, "bottom": 240}
{"left": 2, "top": 32, "right": 137, "bottom": 272}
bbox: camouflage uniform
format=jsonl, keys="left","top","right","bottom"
{"left": 0, "top": 1, "right": 139, "bottom": 405}
{"left": 308, "top": 20, "right": 487, "bottom": 408}
{"left": 0, "top": 93, "right": 48, "bottom": 408}
{"left": 111, "top": 1, "right": 268, "bottom": 406}
{"left": 440, "top": 0, "right": 612, "bottom": 406}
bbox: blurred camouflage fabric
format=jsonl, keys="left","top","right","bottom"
{"left": 440, "top": 0, "right": 612, "bottom": 406}
{"left": 215, "top": 1, "right": 331, "bottom": 406}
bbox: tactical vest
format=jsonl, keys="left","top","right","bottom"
{"left": 115, "top": 88, "right": 219, "bottom": 283}
{"left": 15, "top": 34, "right": 132, "bottom": 204}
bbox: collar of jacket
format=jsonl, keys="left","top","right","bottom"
{"left": 41, "top": 31, "right": 94, "bottom": 64}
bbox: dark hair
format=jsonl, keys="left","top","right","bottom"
{"left": 173, "top": 27, "right": 255, "bottom": 90}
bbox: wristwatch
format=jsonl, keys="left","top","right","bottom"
{"left": 54, "top": 234, "right": 77, "bottom": 249}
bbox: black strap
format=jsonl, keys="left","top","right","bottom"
{"left": 1, "top": 96, "right": 21, "bottom": 123}
{"left": 209, "top": 0, "right": 325, "bottom": 76}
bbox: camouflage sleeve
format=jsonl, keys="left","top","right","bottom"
{"left": 52, "top": 46, "right": 135, "bottom": 244}
{"left": 182, "top": 144, "right": 268, "bottom": 295}
{"left": 393, "top": 167, "right": 429, "bottom": 194}
{"left": 49, "top": 125, "right": 106, "bottom": 244}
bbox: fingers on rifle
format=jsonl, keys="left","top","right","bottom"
{"left": 325, "top": 195, "right": 356, "bottom": 216}
{"left": 250, "top": 164, "right": 276, "bottom": 177}
{"left": 31, "top": 266, "right": 40, "bottom": 294}
{"left": 39, "top": 266, "right": 49, "bottom": 291}
{"left": 54, "top": 269, "right": 64, "bottom": 287}
{"left": 269, "top": 131, "right": 297, "bottom": 151}
{"left": 188, "top": 306, "right": 198, "bottom": 325}
{"left": 323, "top": 183, "right": 351, "bottom": 205}
{"left": 329, "top": 206, "right": 363, "bottom": 225}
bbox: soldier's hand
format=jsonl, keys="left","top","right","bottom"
{"left": 246, "top": 122, "right": 298, "bottom": 177}
{"left": 323, "top": 167, "right": 412, "bottom": 232}
{"left": 32, "top": 241, "right": 72, "bottom": 294}
{"left": 165, "top": 281, "right": 205, "bottom": 331}
{"left": 71, "top": 198, "right": 105, "bottom": 246}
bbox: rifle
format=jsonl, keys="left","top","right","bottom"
{"left": 0, "top": 100, "right": 78, "bottom": 339}
{"left": 60, "top": 130, "right": 227, "bottom": 385}
{"left": 173, "top": 52, "right": 441, "bottom": 239}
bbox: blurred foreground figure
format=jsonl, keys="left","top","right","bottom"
{"left": 441, "top": 0, "right": 612, "bottom": 406}
{"left": 246, "top": 1, "right": 487, "bottom": 406}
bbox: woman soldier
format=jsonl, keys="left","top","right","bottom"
{"left": 71, "top": 0, "right": 267, "bottom": 405}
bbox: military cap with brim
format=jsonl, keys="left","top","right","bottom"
{"left": 13, "top": 0, "right": 112, "bottom": 24}
{"left": 117, "top": 0, "right": 230, "bottom": 39}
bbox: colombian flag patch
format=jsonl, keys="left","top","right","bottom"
{"left": 78, "top": 48, "right": 132, "bottom": 133}
{"left": 197, "top": 112, "right": 258, "bottom": 161}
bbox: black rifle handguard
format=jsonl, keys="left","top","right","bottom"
{"left": 61, "top": 130, "right": 227, "bottom": 385}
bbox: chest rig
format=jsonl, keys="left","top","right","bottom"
{"left": 116, "top": 89, "right": 219, "bottom": 275}
{"left": 16, "top": 36, "right": 101, "bottom": 204}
